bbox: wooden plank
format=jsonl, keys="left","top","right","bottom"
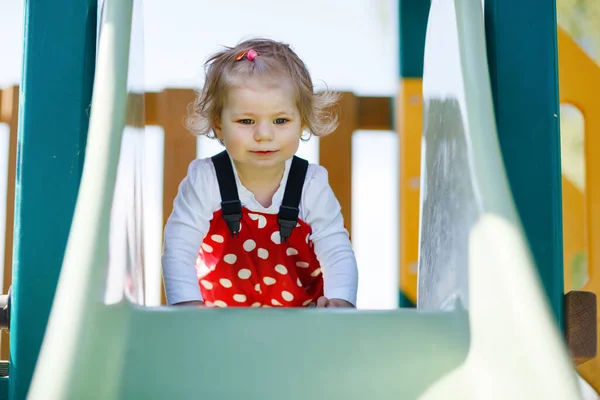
{"left": 0, "top": 86, "right": 18, "bottom": 360}
{"left": 147, "top": 91, "right": 392, "bottom": 132}
{"left": 319, "top": 92, "right": 356, "bottom": 237}
{"left": 564, "top": 291, "right": 597, "bottom": 365}
{"left": 397, "top": 79, "right": 422, "bottom": 306}
{"left": 156, "top": 89, "right": 197, "bottom": 305}
{"left": 357, "top": 96, "right": 393, "bottom": 131}
{"left": 144, "top": 91, "right": 160, "bottom": 126}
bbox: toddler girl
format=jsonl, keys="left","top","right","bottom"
{"left": 161, "top": 38, "right": 358, "bottom": 308}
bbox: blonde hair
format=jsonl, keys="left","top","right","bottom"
{"left": 186, "top": 38, "right": 340, "bottom": 140}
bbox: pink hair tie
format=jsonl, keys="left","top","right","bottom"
{"left": 235, "top": 49, "right": 258, "bottom": 62}
{"left": 247, "top": 49, "right": 258, "bottom": 61}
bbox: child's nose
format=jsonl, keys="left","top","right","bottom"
{"left": 253, "top": 121, "right": 273, "bottom": 141}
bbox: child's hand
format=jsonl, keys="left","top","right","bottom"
{"left": 315, "top": 296, "right": 355, "bottom": 308}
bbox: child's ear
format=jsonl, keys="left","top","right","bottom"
{"left": 213, "top": 119, "right": 223, "bottom": 140}
{"left": 300, "top": 124, "right": 308, "bottom": 136}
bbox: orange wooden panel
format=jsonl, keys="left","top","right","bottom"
{"left": 558, "top": 26, "right": 600, "bottom": 391}
{"left": 396, "top": 79, "right": 422, "bottom": 306}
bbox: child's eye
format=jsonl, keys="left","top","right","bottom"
{"left": 274, "top": 118, "right": 289, "bottom": 124}
{"left": 237, "top": 119, "right": 253, "bottom": 125}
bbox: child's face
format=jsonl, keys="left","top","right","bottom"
{"left": 214, "top": 76, "right": 302, "bottom": 175}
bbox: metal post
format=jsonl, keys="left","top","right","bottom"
{"left": 484, "top": 0, "right": 564, "bottom": 328}
{"left": 10, "top": 1, "right": 97, "bottom": 398}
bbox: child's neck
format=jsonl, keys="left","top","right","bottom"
{"left": 234, "top": 163, "right": 285, "bottom": 208}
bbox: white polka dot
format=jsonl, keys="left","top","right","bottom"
{"left": 258, "top": 215, "right": 267, "bottom": 229}
{"left": 204, "top": 301, "right": 214, "bottom": 307}
{"left": 251, "top": 302, "right": 261, "bottom": 307}
{"left": 220, "top": 278, "right": 233, "bottom": 288}
{"left": 296, "top": 222, "right": 301, "bottom": 227}
{"left": 302, "top": 299, "right": 312, "bottom": 306}
{"left": 297, "top": 277, "right": 302, "bottom": 287}
{"left": 282, "top": 291, "right": 294, "bottom": 301}
{"left": 263, "top": 277, "right": 276, "bottom": 285}
{"left": 211, "top": 234, "right": 224, "bottom": 243}
{"left": 296, "top": 261, "right": 309, "bottom": 268}
{"left": 271, "top": 231, "right": 281, "bottom": 244}
{"left": 257, "top": 248, "right": 269, "bottom": 259}
{"left": 271, "top": 299, "right": 282, "bottom": 306}
{"left": 262, "top": 305, "right": 272, "bottom": 308}
{"left": 201, "top": 243, "right": 213, "bottom": 253}
{"left": 233, "top": 294, "right": 247, "bottom": 303}
{"left": 306, "top": 234, "right": 310, "bottom": 243}
{"left": 214, "top": 300, "right": 228, "bottom": 308}
{"left": 255, "top": 283, "right": 261, "bottom": 292}
{"left": 248, "top": 213, "right": 267, "bottom": 229}
{"left": 224, "top": 254, "right": 237, "bottom": 264}
{"left": 274, "top": 264, "right": 288, "bottom": 275}
{"left": 200, "top": 280, "right": 213, "bottom": 290}
{"left": 243, "top": 239, "right": 256, "bottom": 252}
{"left": 286, "top": 248, "right": 298, "bottom": 256}
{"left": 310, "top": 268, "right": 322, "bottom": 277}
{"left": 238, "top": 269, "right": 251, "bottom": 279}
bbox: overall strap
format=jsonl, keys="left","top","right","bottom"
{"left": 279, "top": 156, "right": 309, "bottom": 242}
{"left": 211, "top": 151, "right": 242, "bottom": 237}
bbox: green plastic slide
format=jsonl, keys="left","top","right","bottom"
{"left": 26, "top": 0, "right": 583, "bottom": 398}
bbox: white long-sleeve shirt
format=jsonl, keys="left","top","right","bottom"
{"left": 161, "top": 156, "right": 358, "bottom": 306}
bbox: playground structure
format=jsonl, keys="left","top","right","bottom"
{"left": 0, "top": 0, "right": 597, "bottom": 398}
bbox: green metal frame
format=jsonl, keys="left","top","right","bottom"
{"left": 484, "top": 0, "right": 564, "bottom": 329}
{"left": 10, "top": 1, "right": 97, "bottom": 398}
{"left": 398, "top": 0, "right": 431, "bottom": 79}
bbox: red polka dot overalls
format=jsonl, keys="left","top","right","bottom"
{"left": 195, "top": 151, "right": 324, "bottom": 308}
